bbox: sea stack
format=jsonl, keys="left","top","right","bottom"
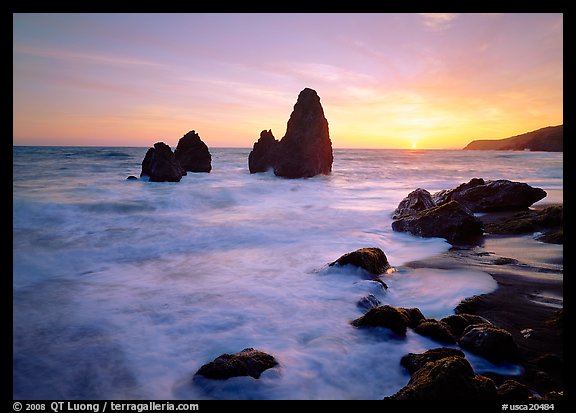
{"left": 140, "top": 142, "right": 185, "bottom": 182}
{"left": 174, "top": 130, "right": 212, "bottom": 173}
{"left": 274, "top": 88, "right": 333, "bottom": 178}
{"left": 248, "top": 88, "right": 333, "bottom": 178}
{"left": 248, "top": 129, "right": 278, "bottom": 173}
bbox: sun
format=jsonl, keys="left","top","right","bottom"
{"left": 411, "top": 143, "right": 417, "bottom": 149}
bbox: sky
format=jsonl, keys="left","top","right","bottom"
{"left": 13, "top": 13, "right": 563, "bottom": 149}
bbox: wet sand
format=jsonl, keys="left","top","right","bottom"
{"left": 403, "top": 206, "right": 564, "bottom": 396}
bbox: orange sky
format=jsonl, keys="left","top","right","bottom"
{"left": 13, "top": 13, "right": 563, "bottom": 149}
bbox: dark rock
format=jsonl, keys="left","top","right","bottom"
{"left": 497, "top": 380, "right": 534, "bottom": 401}
{"left": 484, "top": 205, "right": 563, "bottom": 244}
{"left": 351, "top": 305, "right": 424, "bottom": 334}
{"left": 392, "top": 188, "right": 436, "bottom": 219}
{"left": 126, "top": 175, "right": 138, "bottom": 180}
{"left": 440, "top": 313, "right": 494, "bottom": 338}
{"left": 391, "top": 201, "right": 484, "bottom": 245}
{"left": 546, "top": 309, "right": 563, "bottom": 328}
{"left": 329, "top": 247, "right": 392, "bottom": 275}
{"left": 140, "top": 142, "right": 185, "bottom": 182}
{"left": 385, "top": 356, "right": 497, "bottom": 400}
{"left": 248, "top": 129, "right": 279, "bottom": 173}
{"left": 194, "top": 348, "right": 278, "bottom": 380}
{"left": 174, "top": 130, "right": 212, "bottom": 173}
{"left": 458, "top": 324, "right": 519, "bottom": 362}
{"left": 413, "top": 319, "right": 456, "bottom": 344}
{"left": 273, "top": 88, "right": 333, "bottom": 178}
{"left": 356, "top": 294, "right": 382, "bottom": 311}
{"left": 400, "top": 347, "right": 466, "bottom": 375}
{"left": 433, "top": 178, "right": 547, "bottom": 212}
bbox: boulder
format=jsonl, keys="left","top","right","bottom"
{"left": 433, "top": 178, "right": 547, "bottom": 212}
{"left": 440, "top": 313, "right": 494, "bottom": 338}
{"left": 273, "top": 88, "right": 333, "bottom": 178}
{"left": 351, "top": 305, "right": 424, "bottom": 334}
{"left": 140, "top": 142, "right": 185, "bottom": 182}
{"left": 248, "top": 129, "right": 279, "bottom": 173}
{"left": 392, "top": 188, "right": 435, "bottom": 219}
{"left": 458, "top": 324, "right": 519, "bottom": 362}
{"left": 391, "top": 200, "right": 484, "bottom": 245}
{"left": 484, "top": 205, "right": 563, "bottom": 244}
{"left": 194, "top": 348, "right": 278, "bottom": 380}
{"left": 400, "top": 347, "right": 466, "bottom": 375}
{"left": 385, "top": 356, "right": 497, "bottom": 400}
{"left": 329, "top": 247, "right": 392, "bottom": 275}
{"left": 497, "top": 379, "right": 534, "bottom": 401}
{"left": 174, "top": 130, "right": 212, "bottom": 173}
{"left": 413, "top": 319, "right": 456, "bottom": 344}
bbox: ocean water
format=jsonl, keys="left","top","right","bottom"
{"left": 13, "top": 147, "right": 563, "bottom": 400}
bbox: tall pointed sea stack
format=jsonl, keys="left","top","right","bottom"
{"left": 174, "top": 130, "right": 212, "bottom": 173}
{"left": 270, "top": 88, "right": 333, "bottom": 178}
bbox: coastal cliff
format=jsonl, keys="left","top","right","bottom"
{"left": 463, "top": 125, "right": 562, "bottom": 152}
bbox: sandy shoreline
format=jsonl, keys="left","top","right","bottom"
{"left": 402, "top": 204, "right": 563, "bottom": 396}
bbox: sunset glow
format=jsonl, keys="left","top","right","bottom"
{"left": 13, "top": 13, "right": 563, "bottom": 149}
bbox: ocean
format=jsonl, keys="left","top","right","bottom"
{"left": 13, "top": 147, "right": 563, "bottom": 400}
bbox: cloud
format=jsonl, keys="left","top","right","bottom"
{"left": 419, "top": 13, "right": 459, "bottom": 31}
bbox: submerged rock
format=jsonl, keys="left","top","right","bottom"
{"left": 174, "top": 130, "right": 212, "bottom": 173}
{"left": 194, "top": 348, "right": 279, "bottom": 380}
{"left": 356, "top": 294, "right": 382, "bottom": 311}
{"left": 351, "top": 305, "right": 424, "bottom": 334}
{"left": 140, "top": 142, "right": 185, "bottom": 182}
{"left": 329, "top": 247, "right": 392, "bottom": 275}
{"left": 391, "top": 200, "right": 484, "bottom": 245}
{"left": 248, "top": 129, "right": 279, "bottom": 173}
{"left": 273, "top": 88, "right": 333, "bottom": 178}
{"left": 433, "top": 178, "right": 547, "bottom": 212}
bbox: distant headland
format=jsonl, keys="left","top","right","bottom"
{"left": 463, "top": 125, "right": 563, "bottom": 152}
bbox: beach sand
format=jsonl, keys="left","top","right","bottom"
{"left": 403, "top": 204, "right": 564, "bottom": 397}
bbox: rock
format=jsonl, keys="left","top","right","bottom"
{"left": 351, "top": 305, "right": 424, "bottom": 334}
{"left": 356, "top": 294, "right": 382, "bottom": 311}
{"left": 194, "top": 348, "right": 279, "bottom": 380}
{"left": 433, "top": 178, "right": 547, "bottom": 212}
{"left": 484, "top": 205, "right": 563, "bottom": 244}
{"left": 391, "top": 201, "right": 484, "bottom": 245}
{"left": 174, "top": 130, "right": 212, "bottom": 173}
{"left": 440, "top": 313, "right": 494, "bottom": 338}
{"left": 126, "top": 175, "right": 138, "bottom": 180}
{"left": 385, "top": 356, "right": 497, "bottom": 400}
{"left": 140, "top": 142, "right": 185, "bottom": 182}
{"left": 329, "top": 247, "right": 392, "bottom": 275}
{"left": 413, "top": 319, "right": 456, "bottom": 344}
{"left": 392, "top": 188, "right": 435, "bottom": 219}
{"left": 248, "top": 129, "right": 279, "bottom": 173}
{"left": 400, "top": 347, "right": 466, "bottom": 375}
{"left": 497, "top": 379, "right": 534, "bottom": 401}
{"left": 273, "top": 88, "right": 333, "bottom": 178}
{"left": 458, "top": 324, "right": 519, "bottom": 362}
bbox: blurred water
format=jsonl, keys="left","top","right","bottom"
{"left": 13, "top": 146, "right": 562, "bottom": 399}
